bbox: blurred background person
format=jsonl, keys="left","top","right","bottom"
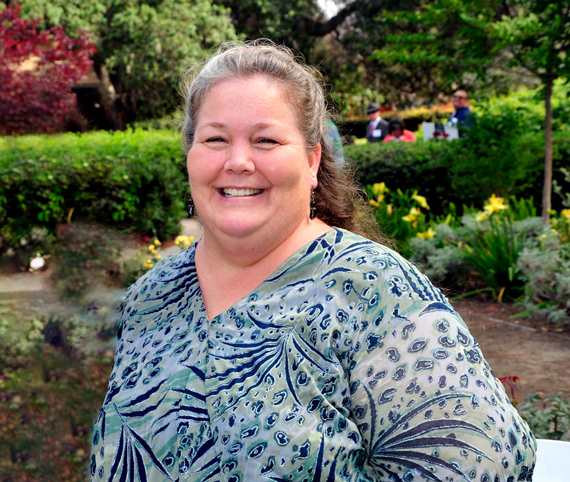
{"left": 383, "top": 117, "right": 416, "bottom": 142}
{"left": 449, "top": 89, "right": 475, "bottom": 129}
{"left": 366, "top": 101, "right": 389, "bottom": 142}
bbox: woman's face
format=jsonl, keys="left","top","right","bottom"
{"left": 187, "top": 75, "right": 321, "bottom": 244}
{"left": 391, "top": 128, "right": 403, "bottom": 138}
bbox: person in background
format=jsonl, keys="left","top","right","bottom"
{"left": 366, "top": 101, "right": 389, "bottom": 142}
{"left": 91, "top": 41, "right": 536, "bottom": 482}
{"left": 449, "top": 89, "right": 475, "bottom": 129}
{"left": 383, "top": 117, "right": 417, "bottom": 143}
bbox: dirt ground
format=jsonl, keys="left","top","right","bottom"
{"left": 454, "top": 299, "right": 570, "bottom": 403}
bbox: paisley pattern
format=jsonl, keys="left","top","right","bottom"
{"left": 91, "top": 228, "right": 536, "bottom": 482}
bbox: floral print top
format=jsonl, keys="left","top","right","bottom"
{"left": 91, "top": 228, "right": 536, "bottom": 482}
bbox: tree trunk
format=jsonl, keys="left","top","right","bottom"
{"left": 94, "top": 62, "right": 126, "bottom": 130}
{"left": 542, "top": 77, "right": 554, "bottom": 225}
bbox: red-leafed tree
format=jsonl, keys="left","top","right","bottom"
{"left": 0, "top": 3, "right": 96, "bottom": 135}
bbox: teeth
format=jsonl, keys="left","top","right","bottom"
{"left": 222, "top": 188, "right": 262, "bottom": 197}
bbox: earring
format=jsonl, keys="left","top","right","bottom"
{"left": 188, "top": 198, "right": 195, "bottom": 217}
{"left": 310, "top": 190, "right": 316, "bottom": 219}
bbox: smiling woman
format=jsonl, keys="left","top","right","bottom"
{"left": 91, "top": 41, "right": 537, "bottom": 482}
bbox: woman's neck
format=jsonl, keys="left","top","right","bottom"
{"left": 194, "top": 220, "right": 332, "bottom": 320}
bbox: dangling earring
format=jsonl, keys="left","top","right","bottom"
{"left": 188, "top": 198, "right": 195, "bottom": 217}
{"left": 310, "top": 190, "right": 316, "bottom": 220}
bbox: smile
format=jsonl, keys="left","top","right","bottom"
{"left": 221, "top": 188, "right": 263, "bottom": 197}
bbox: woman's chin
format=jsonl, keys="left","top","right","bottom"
{"left": 209, "top": 218, "right": 269, "bottom": 240}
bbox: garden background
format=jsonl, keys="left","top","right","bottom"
{"left": 1, "top": 0, "right": 570, "bottom": 480}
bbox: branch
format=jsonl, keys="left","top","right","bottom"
{"left": 302, "top": 1, "right": 361, "bottom": 37}
{"left": 510, "top": 46, "right": 540, "bottom": 77}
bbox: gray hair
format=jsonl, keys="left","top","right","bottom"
{"left": 181, "top": 40, "right": 330, "bottom": 156}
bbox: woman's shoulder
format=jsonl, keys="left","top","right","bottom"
{"left": 323, "top": 229, "right": 448, "bottom": 307}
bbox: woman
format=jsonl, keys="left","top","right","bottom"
{"left": 383, "top": 118, "right": 417, "bottom": 143}
{"left": 91, "top": 42, "right": 536, "bottom": 481}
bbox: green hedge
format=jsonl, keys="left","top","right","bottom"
{"left": 0, "top": 129, "right": 187, "bottom": 242}
{"left": 2, "top": 124, "right": 569, "bottom": 252}
{"left": 347, "top": 132, "right": 570, "bottom": 214}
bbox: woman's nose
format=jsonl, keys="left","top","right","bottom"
{"left": 224, "top": 141, "right": 255, "bottom": 174}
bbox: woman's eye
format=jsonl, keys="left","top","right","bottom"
{"left": 258, "top": 138, "right": 278, "bottom": 144}
{"left": 206, "top": 137, "right": 225, "bottom": 143}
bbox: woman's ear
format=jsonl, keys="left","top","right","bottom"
{"left": 308, "top": 143, "right": 321, "bottom": 189}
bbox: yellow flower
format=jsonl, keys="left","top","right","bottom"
{"left": 175, "top": 235, "right": 194, "bottom": 249}
{"left": 475, "top": 212, "right": 489, "bottom": 222}
{"left": 416, "top": 227, "right": 436, "bottom": 240}
{"left": 369, "top": 199, "right": 380, "bottom": 208}
{"left": 483, "top": 194, "right": 508, "bottom": 215}
{"left": 402, "top": 207, "right": 421, "bottom": 222}
{"left": 175, "top": 235, "right": 187, "bottom": 246}
{"left": 561, "top": 209, "right": 570, "bottom": 219}
{"left": 386, "top": 204, "right": 393, "bottom": 215}
{"left": 153, "top": 238, "right": 161, "bottom": 246}
{"left": 144, "top": 263, "right": 153, "bottom": 269}
{"left": 155, "top": 255, "right": 162, "bottom": 261}
{"left": 371, "top": 182, "right": 389, "bottom": 197}
{"left": 412, "top": 194, "right": 430, "bottom": 210}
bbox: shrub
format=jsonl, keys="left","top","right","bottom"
{"left": 0, "top": 129, "right": 187, "bottom": 259}
{"left": 0, "top": 317, "right": 113, "bottom": 481}
{"left": 349, "top": 140, "right": 458, "bottom": 215}
{"left": 447, "top": 108, "right": 542, "bottom": 204}
{"left": 516, "top": 229, "right": 570, "bottom": 324}
{"left": 0, "top": 4, "right": 96, "bottom": 135}
{"left": 348, "top": 130, "right": 570, "bottom": 214}
{"left": 518, "top": 392, "right": 570, "bottom": 441}
{"left": 50, "top": 224, "right": 125, "bottom": 298}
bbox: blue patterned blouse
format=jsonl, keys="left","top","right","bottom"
{"left": 91, "top": 228, "right": 536, "bottom": 482}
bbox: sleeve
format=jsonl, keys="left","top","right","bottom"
{"left": 342, "top": 255, "right": 536, "bottom": 482}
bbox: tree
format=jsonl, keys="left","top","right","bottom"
{"left": 0, "top": 3, "right": 95, "bottom": 134}
{"left": 362, "top": 0, "right": 499, "bottom": 103}
{"left": 18, "top": 0, "right": 238, "bottom": 129}
{"left": 491, "top": 1, "right": 570, "bottom": 224}
{"left": 213, "top": 0, "right": 361, "bottom": 56}
{"left": 369, "top": 0, "right": 570, "bottom": 222}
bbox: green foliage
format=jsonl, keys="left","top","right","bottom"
{"left": 20, "top": 0, "right": 238, "bottom": 124}
{"left": 491, "top": 2, "right": 570, "bottom": 86}
{"left": 348, "top": 140, "right": 458, "bottom": 215}
{"left": 448, "top": 106, "right": 542, "bottom": 204}
{"left": 366, "top": 185, "right": 547, "bottom": 299}
{"left": 50, "top": 224, "right": 124, "bottom": 298}
{"left": 519, "top": 392, "right": 570, "bottom": 441}
{"left": 348, "top": 130, "right": 570, "bottom": 214}
{"left": 458, "top": 214, "right": 526, "bottom": 300}
{"left": 0, "top": 129, "right": 187, "bottom": 255}
{"left": 0, "top": 317, "right": 113, "bottom": 480}
{"left": 517, "top": 228, "right": 570, "bottom": 324}
{"left": 366, "top": 0, "right": 496, "bottom": 99}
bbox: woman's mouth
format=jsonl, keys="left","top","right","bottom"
{"left": 221, "top": 188, "right": 263, "bottom": 197}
